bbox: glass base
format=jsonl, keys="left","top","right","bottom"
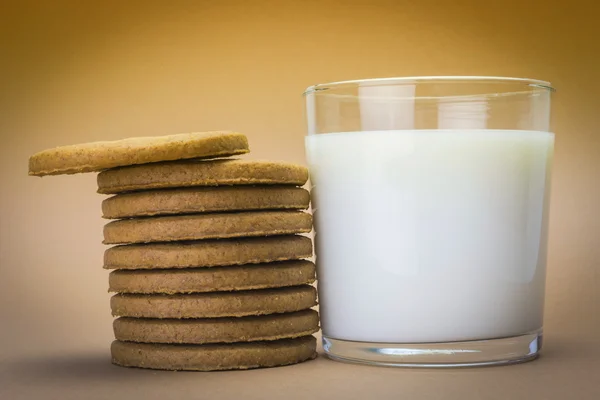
{"left": 323, "top": 330, "right": 543, "bottom": 368}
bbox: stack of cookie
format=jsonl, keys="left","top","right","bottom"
{"left": 28, "top": 131, "right": 319, "bottom": 371}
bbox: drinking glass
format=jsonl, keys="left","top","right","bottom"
{"left": 304, "top": 76, "right": 555, "bottom": 367}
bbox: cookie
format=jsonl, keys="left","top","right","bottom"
{"left": 102, "top": 186, "right": 310, "bottom": 219}
{"left": 97, "top": 159, "right": 309, "bottom": 194}
{"left": 103, "top": 211, "right": 312, "bottom": 245}
{"left": 28, "top": 131, "right": 249, "bottom": 176}
{"left": 104, "top": 235, "right": 313, "bottom": 270}
{"left": 103, "top": 211, "right": 312, "bottom": 244}
{"left": 109, "top": 260, "right": 316, "bottom": 294}
{"left": 111, "top": 335, "right": 317, "bottom": 371}
{"left": 113, "top": 309, "right": 319, "bottom": 344}
{"left": 110, "top": 285, "right": 317, "bottom": 318}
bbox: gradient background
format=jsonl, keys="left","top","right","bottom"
{"left": 1, "top": 1, "right": 599, "bottom": 399}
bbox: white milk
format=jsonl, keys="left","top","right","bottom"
{"left": 306, "top": 129, "right": 554, "bottom": 343}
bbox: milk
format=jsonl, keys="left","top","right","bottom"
{"left": 306, "top": 129, "right": 554, "bottom": 343}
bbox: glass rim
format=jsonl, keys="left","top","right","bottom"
{"left": 303, "top": 76, "right": 555, "bottom": 96}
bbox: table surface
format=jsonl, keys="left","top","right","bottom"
{"left": 2, "top": 331, "right": 598, "bottom": 400}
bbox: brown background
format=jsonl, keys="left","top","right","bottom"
{"left": 1, "top": 1, "right": 598, "bottom": 399}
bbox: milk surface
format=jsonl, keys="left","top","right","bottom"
{"left": 306, "top": 129, "right": 554, "bottom": 343}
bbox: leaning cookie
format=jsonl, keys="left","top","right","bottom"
{"left": 29, "top": 131, "right": 249, "bottom": 176}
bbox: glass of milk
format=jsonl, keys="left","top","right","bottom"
{"left": 304, "top": 76, "right": 555, "bottom": 367}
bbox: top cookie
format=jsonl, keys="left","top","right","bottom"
{"left": 28, "top": 131, "right": 249, "bottom": 176}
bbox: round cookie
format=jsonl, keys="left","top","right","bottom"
{"left": 103, "top": 211, "right": 312, "bottom": 244}
{"left": 29, "top": 131, "right": 249, "bottom": 176}
{"left": 104, "top": 235, "right": 313, "bottom": 270}
{"left": 113, "top": 310, "right": 319, "bottom": 344}
{"left": 102, "top": 186, "right": 310, "bottom": 219}
{"left": 97, "top": 159, "right": 309, "bottom": 194}
{"left": 111, "top": 335, "right": 317, "bottom": 371}
{"left": 109, "top": 260, "right": 316, "bottom": 294}
{"left": 110, "top": 285, "right": 317, "bottom": 318}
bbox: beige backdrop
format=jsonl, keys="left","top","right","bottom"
{"left": 1, "top": 0, "right": 598, "bottom": 361}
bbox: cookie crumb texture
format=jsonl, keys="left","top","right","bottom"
{"left": 111, "top": 336, "right": 317, "bottom": 371}
{"left": 29, "top": 131, "right": 249, "bottom": 176}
